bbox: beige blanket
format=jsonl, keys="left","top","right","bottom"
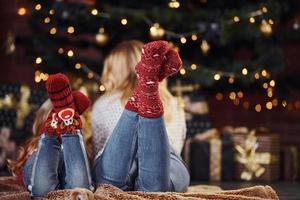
{"left": 0, "top": 177, "right": 279, "bottom": 200}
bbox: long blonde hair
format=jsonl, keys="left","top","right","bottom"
{"left": 101, "top": 40, "right": 182, "bottom": 122}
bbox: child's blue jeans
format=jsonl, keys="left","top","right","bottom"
{"left": 93, "top": 109, "right": 190, "bottom": 192}
{"left": 22, "top": 130, "right": 93, "bottom": 197}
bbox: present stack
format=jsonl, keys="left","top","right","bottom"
{"left": 231, "top": 128, "right": 280, "bottom": 181}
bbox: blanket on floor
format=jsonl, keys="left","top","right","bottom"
{"left": 0, "top": 176, "right": 279, "bottom": 200}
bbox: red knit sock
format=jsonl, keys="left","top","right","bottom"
{"left": 125, "top": 40, "right": 170, "bottom": 118}
{"left": 159, "top": 49, "right": 182, "bottom": 81}
{"left": 42, "top": 73, "right": 90, "bottom": 136}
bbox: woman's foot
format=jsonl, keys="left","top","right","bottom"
{"left": 125, "top": 41, "right": 182, "bottom": 118}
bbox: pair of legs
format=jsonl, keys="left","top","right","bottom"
{"left": 22, "top": 131, "right": 93, "bottom": 197}
{"left": 93, "top": 109, "right": 190, "bottom": 192}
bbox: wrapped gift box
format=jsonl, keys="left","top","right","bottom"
{"left": 190, "top": 134, "right": 233, "bottom": 181}
{"left": 232, "top": 129, "right": 280, "bottom": 181}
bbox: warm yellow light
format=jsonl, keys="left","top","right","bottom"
{"left": 67, "top": 26, "right": 75, "bottom": 34}
{"left": 266, "top": 101, "right": 273, "bottom": 110}
{"left": 263, "top": 83, "right": 268, "bottom": 89}
{"left": 228, "top": 76, "right": 235, "bottom": 84}
{"left": 18, "top": 7, "right": 26, "bottom": 16}
{"left": 260, "top": 20, "right": 272, "bottom": 35}
{"left": 272, "top": 99, "right": 278, "bottom": 107}
{"left": 249, "top": 17, "right": 255, "bottom": 23}
{"left": 214, "top": 73, "right": 221, "bottom": 81}
{"left": 242, "top": 68, "right": 248, "bottom": 75}
{"left": 262, "top": 6, "right": 268, "bottom": 13}
{"left": 268, "top": 19, "right": 274, "bottom": 25}
{"left": 35, "top": 75, "right": 41, "bottom": 83}
{"left": 49, "top": 9, "right": 55, "bottom": 15}
{"left": 237, "top": 91, "right": 244, "bottom": 98}
{"left": 180, "top": 37, "right": 187, "bottom": 44}
{"left": 267, "top": 91, "right": 273, "bottom": 98}
{"left": 35, "top": 4, "right": 42, "bottom": 11}
{"left": 261, "top": 70, "right": 267, "bottom": 77}
{"left": 91, "top": 9, "right": 98, "bottom": 15}
{"left": 121, "top": 18, "right": 127, "bottom": 25}
{"left": 229, "top": 92, "right": 236, "bottom": 100}
{"left": 190, "top": 64, "right": 197, "bottom": 70}
{"left": 216, "top": 93, "right": 223, "bottom": 101}
{"left": 233, "top": 16, "right": 240, "bottom": 23}
{"left": 200, "top": 40, "right": 210, "bottom": 55}
{"left": 150, "top": 23, "right": 165, "bottom": 39}
{"left": 75, "top": 63, "right": 81, "bottom": 69}
{"left": 168, "top": 0, "right": 180, "bottom": 8}
{"left": 99, "top": 85, "right": 105, "bottom": 92}
{"left": 255, "top": 104, "right": 262, "bottom": 112}
{"left": 191, "top": 34, "right": 198, "bottom": 41}
{"left": 254, "top": 72, "right": 260, "bottom": 79}
{"left": 67, "top": 50, "right": 74, "bottom": 57}
{"left": 50, "top": 27, "right": 57, "bottom": 35}
{"left": 44, "top": 17, "right": 51, "bottom": 23}
{"left": 179, "top": 68, "right": 186, "bottom": 75}
{"left": 88, "top": 72, "right": 94, "bottom": 79}
{"left": 58, "top": 48, "right": 64, "bottom": 54}
{"left": 269, "top": 80, "right": 275, "bottom": 87}
{"left": 282, "top": 100, "right": 287, "bottom": 107}
{"left": 35, "top": 57, "right": 42, "bottom": 64}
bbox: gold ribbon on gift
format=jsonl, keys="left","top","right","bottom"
{"left": 194, "top": 129, "right": 222, "bottom": 181}
{"left": 234, "top": 130, "right": 279, "bottom": 181}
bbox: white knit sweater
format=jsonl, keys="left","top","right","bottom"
{"left": 91, "top": 91, "right": 186, "bottom": 159}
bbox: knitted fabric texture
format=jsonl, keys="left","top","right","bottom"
{"left": 125, "top": 40, "right": 182, "bottom": 118}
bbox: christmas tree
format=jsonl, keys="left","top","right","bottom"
{"left": 16, "top": 0, "right": 300, "bottom": 95}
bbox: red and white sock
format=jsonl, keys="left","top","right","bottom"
{"left": 125, "top": 41, "right": 182, "bottom": 118}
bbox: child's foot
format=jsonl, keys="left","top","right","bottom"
{"left": 126, "top": 41, "right": 182, "bottom": 118}
{"left": 42, "top": 73, "right": 90, "bottom": 136}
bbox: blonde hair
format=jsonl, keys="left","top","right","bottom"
{"left": 101, "top": 40, "right": 182, "bottom": 122}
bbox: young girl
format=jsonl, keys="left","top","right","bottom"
{"left": 92, "top": 40, "right": 190, "bottom": 192}
{"left": 8, "top": 75, "right": 93, "bottom": 197}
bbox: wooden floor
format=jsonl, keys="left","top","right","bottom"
{"left": 193, "top": 181, "right": 300, "bottom": 200}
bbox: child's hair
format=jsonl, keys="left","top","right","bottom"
{"left": 7, "top": 100, "right": 52, "bottom": 176}
{"left": 100, "top": 40, "right": 183, "bottom": 122}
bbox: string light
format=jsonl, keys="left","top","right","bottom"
{"left": 44, "top": 17, "right": 51, "bottom": 24}
{"left": 150, "top": 23, "right": 165, "bottom": 39}
{"left": 216, "top": 93, "right": 223, "bottom": 101}
{"left": 261, "top": 6, "right": 268, "bottom": 13}
{"left": 233, "top": 16, "right": 240, "bottom": 23}
{"left": 191, "top": 34, "right": 198, "bottom": 41}
{"left": 168, "top": 0, "right": 180, "bottom": 9}
{"left": 179, "top": 68, "right": 186, "bottom": 75}
{"left": 180, "top": 36, "right": 187, "bottom": 44}
{"left": 95, "top": 27, "right": 109, "bottom": 45}
{"left": 242, "top": 67, "right": 248, "bottom": 75}
{"left": 67, "top": 50, "right": 74, "bottom": 57}
{"left": 260, "top": 20, "right": 272, "bottom": 36}
{"left": 75, "top": 63, "right": 81, "bottom": 69}
{"left": 272, "top": 99, "right": 278, "bottom": 107}
{"left": 237, "top": 91, "right": 244, "bottom": 98}
{"left": 190, "top": 64, "right": 197, "bottom": 70}
{"left": 91, "top": 9, "right": 98, "bottom": 15}
{"left": 261, "top": 70, "right": 267, "bottom": 77}
{"left": 99, "top": 85, "right": 106, "bottom": 92}
{"left": 255, "top": 104, "right": 262, "bottom": 112}
{"left": 121, "top": 18, "right": 128, "bottom": 25}
{"left": 282, "top": 100, "right": 287, "bottom": 107}
{"left": 268, "top": 19, "right": 274, "bottom": 25}
{"left": 58, "top": 48, "right": 64, "bottom": 54}
{"left": 229, "top": 92, "right": 236, "bottom": 100}
{"left": 18, "top": 7, "right": 26, "bottom": 16}
{"left": 200, "top": 40, "right": 210, "bottom": 55}
{"left": 213, "top": 73, "right": 221, "bottom": 81}
{"left": 267, "top": 90, "right": 273, "bottom": 98}
{"left": 266, "top": 101, "right": 273, "bottom": 110}
{"left": 249, "top": 17, "right": 255, "bottom": 23}
{"left": 269, "top": 80, "right": 275, "bottom": 87}
{"left": 88, "top": 72, "right": 94, "bottom": 79}
{"left": 35, "top": 4, "right": 42, "bottom": 11}
{"left": 50, "top": 27, "right": 57, "bottom": 35}
{"left": 49, "top": 9, "right": 55, "bottom": 15}
{"left": 35, "top": 57, "right": 42, "bottom": 64}
{"left": 228, "top": 76, "right": 235, "bottom": 84}
{"left": 254, "top": 72, "right": 260, "bottom": 79}
{"left": 233, "top": 98, "right": 240, "bottom": 106}
{"left": 67, "top": 26, "right": 75, "bottom": 34}
{"left": 263, "top": 83, "right": 268, "bottom": 89}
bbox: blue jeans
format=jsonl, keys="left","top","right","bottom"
{"left": 93, "top": 109, "right": 190, "bottom": 192}
{"left": 22, "top": 130, "right": 93, "bottom": 197}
